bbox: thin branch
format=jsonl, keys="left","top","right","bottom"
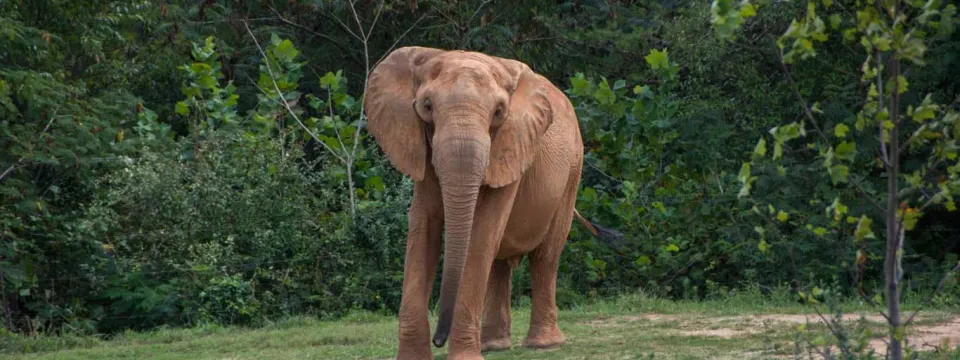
{"left": 243, "top": 21, "right": 345, "bottom": 164}
{"left": 344, "top": 0, "right": 377, "bottom": 220}
{"left": 904, "top": 262, "right": 960, "bottom": 325}
{"left": 326, "top": 82, "right": 348, "bottom": 154}
{"left": 899, "top": 95, "right": 960, "bottom": 155}
{"left": 1, "top": 110, "right": 60, "bottom": 183}
{"left": 347, "top": 0, "right": 383, "bottom": 162}
{"left": 877, "top": 53, "right": 892, "bottom": 166}
{"left": 585, "top": 159, "right": 622, "bottom": 184}
{"left": 374, "top": 13, "right": 430, "bottom": 69}
{"left": 852, "top": 178, "right": 885, "bottom": 212}
{"left": 269, "top": 7, "right": 364, "bottom": 68}
{"left": 775, "top": 48, "right": 888, "bottom": 213}
{"left": 466, "top": 0, "right": 492, "bottom": 28}
{"left": 365, "top": 2, "right": 384, "bottom": 42}
{"left": 176, "top": 15, "right": 275, "bottom": 25}
{"left": 776, "top": 50, "right": 831, "bottom": 145}
{"left": 323, "top": 11, "right": 361, "bottom": 41}
{"left": 347, "top": 0, "right": 367, "bottom": 41}
{"left": 0, "top": 164, "right": 19, "bottom": 183}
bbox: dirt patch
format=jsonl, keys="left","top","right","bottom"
{"left": 679, "top": 328, "right": 756, "bottom": 339}
{"left": 584, "top": 313, "right": 679, "bottom": 327}
{"left": 867, "top": 317, "right": 960, "bottom": 353}
{"left": 739, "top": 313, "right": 889, "bottom": 324}
{"left": 582, "top": 311, "right": 958, "bottom": 353}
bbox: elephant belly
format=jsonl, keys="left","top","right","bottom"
{"left": 496, "top": 152, "right": 570, "bottom": 258}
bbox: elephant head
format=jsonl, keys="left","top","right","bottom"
{"left": 364, "top": 47, "right": 553, "bottom": 347}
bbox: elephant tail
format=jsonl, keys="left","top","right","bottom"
{"left": 573, "top": 208, "right": 623, "bottom": 244}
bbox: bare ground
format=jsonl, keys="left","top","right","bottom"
{"left": 582, "top": 312, "right": 960, "bottom": 355}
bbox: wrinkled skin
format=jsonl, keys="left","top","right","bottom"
{"left": 365, "top": 47, "right": 598, "bottom": 360}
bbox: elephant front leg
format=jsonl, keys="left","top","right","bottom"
{"left": 523, "top": 197, "right": 575, "bottom": 349}
{"left": 480, "top": 258, "right": 515, "bottom": 352}
{"left": 397, "top": 182, "right": 443, "bottom": 360}
{"left": 447, "top": 183, "right": 519, "bottom": 360}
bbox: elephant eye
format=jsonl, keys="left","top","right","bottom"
{"left": 493, "top": 104, "right": 505, "bottom": 121}
{"left": 423, "top": 98, "right": 433, "bottom": 113}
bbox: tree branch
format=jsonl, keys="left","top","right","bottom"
{"left": 374, "top": 12, "right": 430, "bottom": 69}
{"left": 269, "top": 7, "right": 364, "bottom": 68}
{"left": 776, "top": 50, "right": 831, "bottom": 145}
{"left": 852, "top": 178, "right": 885, "bottom": 212}
{"left": 0, "top": 110, "right": 60, "bottom": 184}
{"left": 904, "top": 262, "right": 960, "bottom": 326}
{"left": 242, "top": 21, "right": 345, "bottom": 164}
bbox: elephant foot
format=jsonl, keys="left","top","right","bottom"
{"left": 395, "top": 342, "right": 432, "bottom": 360}
{"left": 480, "top": 337, "right": 512, "bottom": 352}
{"left": 522, "top": 326, "right": 565, "bottom": 349}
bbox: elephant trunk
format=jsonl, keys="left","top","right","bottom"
{"left": 431, "top": 135, "right": 489, "bottom": 348}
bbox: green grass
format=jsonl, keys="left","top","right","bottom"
{"left": 4, "top": 290, "right": 959, "bottom": 360}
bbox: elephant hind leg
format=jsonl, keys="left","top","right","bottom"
{"left": 481, "top": 257, "right": 517, "bottom": 352}
{"left": 522, "top": 235, "right": 567, "bottom": 349}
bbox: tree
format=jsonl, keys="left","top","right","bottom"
{"left": 712, "top": 0, "right": 959, "bottom": 358}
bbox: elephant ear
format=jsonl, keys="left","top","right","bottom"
{"left": 484, "top": 58, "right": 554, "bottom": 187}
{"left": 364, "top": 46, "right": 444, "bottom": 181}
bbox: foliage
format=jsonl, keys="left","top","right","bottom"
{"left": 714, "top": 0, "right": 960, "bottom": 358}
{"left": 2, "top": 0, "right": 960, "bottom": 339}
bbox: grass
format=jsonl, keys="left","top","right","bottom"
{"left": 3, "top": 289, "right": 959, "bottom": 360}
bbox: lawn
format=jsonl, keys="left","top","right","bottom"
{"left": 4, "top": 291, "right": 959, "bottom": 360}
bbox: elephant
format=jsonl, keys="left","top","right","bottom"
{"left": 364, "top": 46, "right": 618, "bottom": 360}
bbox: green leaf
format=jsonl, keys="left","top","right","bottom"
{"left": 835, "top": 141, "right": 856, "bottom": 161}
{"left": 738, "top": 181, "right": 753, "bottom": 198}
{"left": 777, "top": 210, "right": 790, "bottom": 222}
{"left": 364, "top": 176, "right": 385, "bottom": 192}
{"left": 854, "top": 215, "right": 875, "bottom": 241}
{"left": 273, "top": 39, "right": 300, "bottom": 61}
{"left": 633, "top": 85, "right": 653, "bottom": 97}
{"left": 196, "top": 75, "right": 217, "bottom": 89}
{"left": 653, "top": 201, "right": 667, "bottom": 214}
{"left": 899, "top": 207, "right": 921, "bottom": 231}
{"left": 665, "top": 244, "right": 680, "bottom": 252}
{"left": 594, "top": 78, "right": 616, "bottom": 105}
{"left": 635, "top": 255, "right": 652, "bottom": 266}
{"left": 739, "top": 3, "right": 757, "bottom": 17}
{"left": 758, "top": 239, "right": 771, "bottom": 253}
{"left": 645, "top": 49, "right": 670, "bottom": 70}
{"left": 320, "top": 71, "right": 340, "bottom": 90}
{"left": 812, "top": 102, "right": 823, "bottom": 114}
{"left": 813, "top": 227, "right": 827, "bottom": 236}
{"left": 911, "top": 94, "right": 939, "bottom": 123}
{"left": 894, "top": 326, "right": 906, "bottom": 341}
{"left": 834, "top": 123, "right": 849, "bottom": 138}
{"left": 738, "top": 162, "right": 751, "bottom": 183}
{"left": 896, "top": 75, "right": 908, "bottom": 94}
{"left": 175, "top": 101, "right": 190, "bottom": 116}
{"left": 829, "top": 14, "right": 842, "bottom": 29}
{"left": 753, "top": 137, "right": 767, "bottom": 158}
{"left": 613, "top": 79, "right": 626, "bottom": 90}
{"left": 828, "top": 164, "right": 849, "bottom": 184}
{"left": 570, "top": 73, "right": 593, "bottom": 96}
{"left": 754, "top": 226, "right": 765, "bottom": 235}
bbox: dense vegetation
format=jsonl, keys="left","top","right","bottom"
{"left": 2, "top": 0, "right": 958, "bottom": 344}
